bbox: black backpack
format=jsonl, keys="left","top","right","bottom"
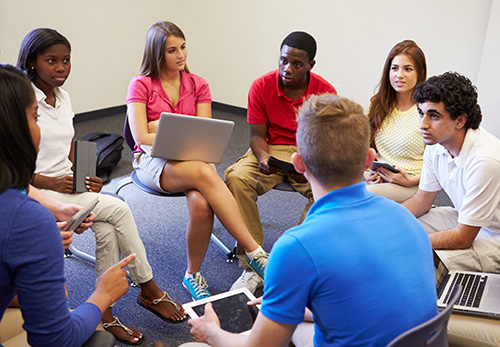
{"left": 81, "top": 132, "right": 124, "bottom": 183}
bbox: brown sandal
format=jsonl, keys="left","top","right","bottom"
{"left": 137, "top": 291, "right": 186, "bottom": 324}
{"left": 102, "top": 316, "right": 144, "bottom": 345}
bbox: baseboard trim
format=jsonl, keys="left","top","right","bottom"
{"left": 74, "top": 102, "right": 246, "bottom": 123}
{"left": 74, "top": 105, "right": 127, "bottom": 124}
{"left": 212, "top": 102, "right": 246, "bottom": 117}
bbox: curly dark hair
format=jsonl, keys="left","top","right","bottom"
{"left": 413, "top": 72, "right": 482, "bottom": 130}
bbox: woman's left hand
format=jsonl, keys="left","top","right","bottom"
{"left": 377, "top": 167, "right": 415, "bottom": 187}
{"left": 364, "top": 170, "right": 383, "bottom": 185}
{"left": 86, "top": 176, "right": 103, "bottom": 193}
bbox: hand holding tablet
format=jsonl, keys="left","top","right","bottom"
{"left": 62, "top": 196, "right": 99, "bottom": 231}
{"left": 183, "top": 287, "right": 259, "bottom": 334}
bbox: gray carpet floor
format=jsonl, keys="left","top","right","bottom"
{"left": 68, "top": 107, "right": 452, "bottom": 347}
{"left": 68, "top": 108, "right": 309, "bottom": 346}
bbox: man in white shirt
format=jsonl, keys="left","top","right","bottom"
{"left": 403, "top": 71, "right": 500, "bottom": 347}
{"left": 403, "top": 71, "right": 500, "bottom": 273}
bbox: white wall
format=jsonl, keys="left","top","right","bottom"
{"left": 477, "top": 0, "right": 500, "bottom": 137}
{"left": 1, "top": 0, "right": 498, "bottom": 136}
{"left": 0, "top": 0, "right": 183, "bottom": 112}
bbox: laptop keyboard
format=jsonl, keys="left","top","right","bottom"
{"left": 444, "top": 272, "right": 488, "bottom": 308}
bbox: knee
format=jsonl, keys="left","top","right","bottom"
{"left": 225, "top": 169, "right": 243, "bottom": 187}
{"left": 97, "top": 194, "right": 134, "bottom": 220}
{"left": 194, "top": 163, "right": 220, "bottom": 185}
{"left": 188, "top": 191, "right": 213, "bottom": 220}
{"left": 225, "top": 168, "right": 254, "bottom": 193}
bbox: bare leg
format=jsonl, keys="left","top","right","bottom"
{"left": 138, "top": 279, "right": 186, "bottom": 321}
{"left": 160, "top": 161, "right": 259, "bottom": 252}
{"left": 102, "top": 307, "right": 142, "bottom": 344}
{"left": 185, "top": 189, "right": 214, "bottom": 274}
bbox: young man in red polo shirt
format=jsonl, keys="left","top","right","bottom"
{"left": 225, "top": 31, "right": 337, "bottom": 292}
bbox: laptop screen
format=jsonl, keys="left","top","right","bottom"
{"left": 433, "top": 250, "right": 449, "bottom": 298}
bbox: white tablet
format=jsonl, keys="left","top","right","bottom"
{"left": 62, "top": 196, "right": 99, "bottom": 231}
{"left": 182, "top": 287, "right": 260, "bottom": 334}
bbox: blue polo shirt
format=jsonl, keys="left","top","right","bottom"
{"left": 261, "top": 182, "right": 437, "bottom": 346}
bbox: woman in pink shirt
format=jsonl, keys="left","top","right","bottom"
{"left": 127, "top": 21, "right": 267, "bottom": 300}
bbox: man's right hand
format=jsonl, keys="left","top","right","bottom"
{"left": 258, "top": 155, "right": 279, "bottom": 175}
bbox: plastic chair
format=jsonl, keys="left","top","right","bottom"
{"left": 114, "top": 113, "right": 236, "bottom": 262}
{"left": 386, "top": 284, "right": 463, "bottom": 347}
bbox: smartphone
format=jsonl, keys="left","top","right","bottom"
{"left": 268, "top": 156, "right": 299, "bottom": 174}
{"left": 63, "top": 196, "right": 99, "bottom": 231}
{"left": 370, "top": 161, "right": 399, "bottom": 173}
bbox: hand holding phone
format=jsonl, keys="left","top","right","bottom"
{"left": 370, "top": 161, "right": 399, "bottom": 173}
{"left": 268, "top": 156, "right": 299, "bottom": 174}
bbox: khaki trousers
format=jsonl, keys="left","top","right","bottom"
{"left": 418, "top": 206, "right": 500, "bottom": 273}
{"left": 365, "top": 182, "right": 418, "bottom": 203}
{"left": 40, "top": 190, "right": 153, "bottom": 284}
{"left": 224, "top": 146, "right": 313, "bottom": 264}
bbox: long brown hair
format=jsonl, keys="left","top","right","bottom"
{"left": 368, "top": 40, "right": 426, "bottom": 147}
{"left": 139, "top": 21, "right": 190, "bottom": 78}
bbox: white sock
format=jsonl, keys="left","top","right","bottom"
{"left": 185, "top": 271, "right": 197, "bottom": 279}
{"left": 246, "top": 245, "right": 265, "bottom": 261}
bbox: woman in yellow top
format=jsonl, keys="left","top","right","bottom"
{"left": 364, "top": 40, "right": 427, "bottom": 202}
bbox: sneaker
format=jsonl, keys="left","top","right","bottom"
{"left": 246, "top": 251, "right": 268, "bottom": 279}
{"left": 230, "top": 269, "right": 263, "bottom": 294}
{"left": 183, "top": 273, "right": 211, "bottom": 300}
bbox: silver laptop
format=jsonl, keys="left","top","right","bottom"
{"left": 147, "top": 112, "right": 234, "bottom": 164}
{"left": 434, "top": 250, "right": 500, "bottom": 318}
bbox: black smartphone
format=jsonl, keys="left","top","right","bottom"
{"left": 370, "top": 161, "right": 399, "bottom": 173}
{"left": 268, "top": 156, "right": 299, "bottom": 174}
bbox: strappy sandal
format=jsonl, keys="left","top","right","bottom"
{"left": 102, "top": 316, "right": 144, "bottom": 345}
{"left": 137, "top": 291, "right": 186, "bottom": 324}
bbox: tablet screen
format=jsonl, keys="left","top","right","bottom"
{"left": 183, "top": 289, "right": 259, "bottom": 334}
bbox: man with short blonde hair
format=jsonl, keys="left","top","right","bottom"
{"left": 187, "top": 94, "right": 437, "bottom": 347}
